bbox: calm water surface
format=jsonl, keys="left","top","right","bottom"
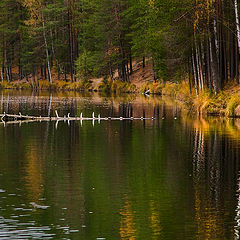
{"left": 0, "top": 90, "right": 240, "bottom": 239}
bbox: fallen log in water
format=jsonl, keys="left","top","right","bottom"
{"left": 0, "top": 111, "right": 155, "bottom": 125}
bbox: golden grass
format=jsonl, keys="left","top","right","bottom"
{"left": 0, "top": 80, "right": 92, "bottom": 92}
{"left": 158, "top": 81, "right": 232, "bottom": 116}
{"left": 225, "top": 94, "right": 240, "bottom": 117}
{"left": 0, "top": 78, "right": 137, "bottom": 93}
{"left": 0, "top": 81, "right": 32, "bottom": 90}
{"left": 140, "top": 82, "right": 162, "bottom": 94}
{"left": 0, "top": 81, "right": 14, "bottom": 89}
{"left": 98, "top": 79, "right": 137, "bottom": 93}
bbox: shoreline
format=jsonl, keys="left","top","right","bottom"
{"left": 1, "top": 79, "right": 240, "bottom": 118}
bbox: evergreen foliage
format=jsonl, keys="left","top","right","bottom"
{"left": 0, "top": 0, "right": 239, "bottom": 93}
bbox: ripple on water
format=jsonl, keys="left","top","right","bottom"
{"left": 14, "top": 208, "right": 33, "bottom": 212}
{"left": 0, "top": 217, "right": 56, "bottom": 239}
{"left": 30, "top": 202, "right": 50, "bottom": 210}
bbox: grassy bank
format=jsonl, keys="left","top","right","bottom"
{"left": 158, "top": 80, "right": 240, "bottom": 117}
{"left": 1, "top": 78, "right": 240, "bottom": 118}
{"left": 0, "top": 78, "right": 139, "bottom": 94}
{"left": 0, "top": 80, "right": 92, "bottom": 91}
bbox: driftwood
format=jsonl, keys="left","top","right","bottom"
{"left": 0, "top": 111, "right": 155, "bottom": 126}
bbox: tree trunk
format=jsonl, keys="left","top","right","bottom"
{"left": 45, "top": 65, "right": 48, "bottom": 80}
{"left": 206, "top": 39, "right": 213, "bottom": 94}
{"left": 126, "top": 60, "right": 130, "bottom": 81}
{"left": 200, "top": 42, "right": 206, "bottom": 86}
{"left": 194, "top": 40, "right": 202, "bottom": 90}
{"left": 41, "top": 66, "right": 43, "bottom": 79}
{"left": 34, "top": 70, "right": 38, "bottom": 88}
{"left": 18, "top": 58, "right": 22, "bottom": 81}
{"left": 223, "top": 34, "right": 228, "bottom": 83}
{"left": 188, "top": 58, "right": 192, "bottom": 94}
{"left": 209, "top": 33, "right": 220, "bottom": 94}
{"left": 0, "top": 67, "right": 3, "bottom": 81}
{"left": 230, "top": 32, "right": 235, "bottom": 80}
{"left": 42, "top": 12, "right": 52, "bottom": 84}
{"left": 213, "top": 19, "right": 219, "bottom": 57}
{"left": 236, "top": 38, "right": 239, "bottom": 84}
{"left": 235, "top": 0, "right": 240, "bottom": 83}
{"left": 198, "top": 45, "right": 204, "bottom": 89}
{"left": 121, "top": 61, "right": 127, "bottom": 82}
{"left": 5, "top": 50, "right": 9, "bottom": 83}
{"left": 142, "top": 56, "right": 145, "bottom": 68}
{"left": 152, "top": 59, "right": 158, "bottom": 82}
{"left": 64, "top": 68, "right": 67, "bottom": 82}
{"left": 235, "top": 0, "right": 240, "bottom": 54}
{"left": 129, "top": 54, "right": 133, "bottom": 74}
{"left": 9, "top": 64, "right": 12, "bottom": 82}
{"left": 192, "top": 50, "right": 198, "bottom": 96}
{"left": 68, "top": 10, "right": 74, "bottom": 82}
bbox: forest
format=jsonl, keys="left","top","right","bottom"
{"left": 0, "top": 0, "right": 240, "bottom": 95}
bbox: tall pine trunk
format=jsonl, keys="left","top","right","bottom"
{"left": 192, "top": 49, "right": 199, "bottom": 96}
{"left": 235, "top": 0, "right": 240, "bottom": 83}
{"left": 235, "top": 0, "right": 240, "bottom": 54}
{"left": 209, "top": 32, "right": 220, "bottom": 94}
{"left": 42, "top": 12, "right": 52, "bottom": 84}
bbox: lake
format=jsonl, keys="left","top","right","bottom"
{"left": 0, "top": 90, "right": 239, "bottom": 239}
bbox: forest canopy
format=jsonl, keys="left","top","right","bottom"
{"left": 0, "top": 0, "right": 240, "bottom": 94}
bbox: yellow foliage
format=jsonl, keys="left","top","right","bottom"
{"left": 21, "top": 0, "right": 42, "bottom": 25}
{"left": 149, "top": 0, "right": 155, "bottom": 8}
{"left": 141, "top": 82, "right": 162, "bottom": 94}
{"left": 226, "top": 94, "right": 240, "bottom": 117}
{"left": 193, "top": 0, "right": 215, "bottom": 32}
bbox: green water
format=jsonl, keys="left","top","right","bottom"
{"left": 0, "top": 90, "right": 239, "bottom": 239}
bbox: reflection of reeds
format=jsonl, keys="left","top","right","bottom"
{"left": 183, "top": 115, "right": 240, "bottom": 141}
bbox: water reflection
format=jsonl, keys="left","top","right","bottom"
{"left": 0, "top": 91, "right": 240, "bottom": 239}
{"left": 235, "top": 174, "right": 240, "bottom": 239}
{"left": 191, "top": 117, "right": 240, "bottom": 240}
{"left": 25, "top": 143, "right": 44, "bottom": 202}
{"left": 120, "top": 196, "right": 136, "bottom": 240}
{"left": 0, "top": 90, "right": 180, "bottom": 121}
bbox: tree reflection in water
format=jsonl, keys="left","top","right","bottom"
{"left": 0, "top": 91, "right": 240, "bottom": 239}
{"left": 191, "top": 118, "right": 240, "bottom": 240}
